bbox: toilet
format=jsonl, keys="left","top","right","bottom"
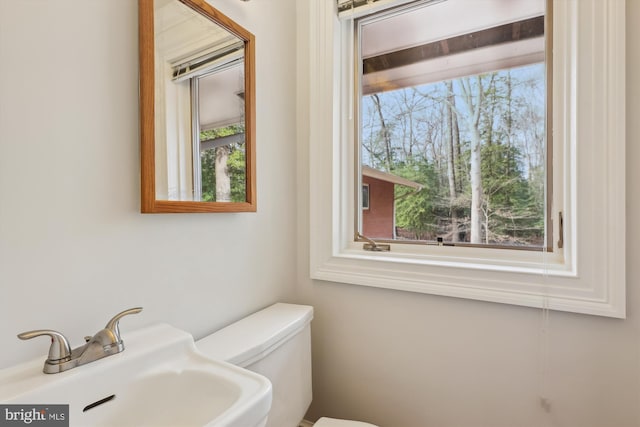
{"left": 196, "top": 303, "right": 378, "bottom": 427}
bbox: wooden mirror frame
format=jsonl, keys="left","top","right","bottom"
{"left": 139, "top": 0, "right": 256, "bottom": 213}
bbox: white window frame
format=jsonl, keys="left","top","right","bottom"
{"left": 298, "top": 0, "right": 626, "bottom": 318}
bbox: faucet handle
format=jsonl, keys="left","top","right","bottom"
{"left": 104, "top": 307, "right": 143, "bottom": 342}
{"left": 17, "top": 330, "right": 72, "bottom": 362}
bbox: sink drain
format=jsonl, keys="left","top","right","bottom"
{"left": 83, "top": 394, "right": 116, "bottom": 412}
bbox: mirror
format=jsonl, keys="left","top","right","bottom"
{"left": 140, "top": 0, "right": 256, "bottom": 213}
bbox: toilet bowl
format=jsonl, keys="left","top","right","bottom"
{"left": 196, "top": 303, "right": 378, "bottom": 427}
{"left": 314, "top": 417, "right": 378, "bottom": 427}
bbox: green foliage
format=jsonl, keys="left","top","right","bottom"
{"left": 228, "top": 148, "right": 246, "bottom": 202}
{"left": 480, "top": 143, "right": 543, "bottom": 244}
{"left": 201, "top": 149, "right": 216, "bottom": 202}
{"left": 200, "top": 125, "right": 246, "bottom": 202}
{"left": 394, "top": 160, "right": 441, "bottom": 239}
{"left": 200, "top": 124, "right": 244, "bottom": 140}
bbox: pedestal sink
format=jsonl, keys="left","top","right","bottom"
{"left": 0, "top": 324, "right": 272, "bottom": 427}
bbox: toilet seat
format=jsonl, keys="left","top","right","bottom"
{"left": 314, "top": 417, "right": 379, "bottom": 427}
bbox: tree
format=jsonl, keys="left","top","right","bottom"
{"left": 394, "top": 160, "right": 439, "bottom": 240}
{"left": 445, "top": 80, "right": 462, "bottom": 242}
{"left": 200, "top": 125, "right": 246, "bottom": 202}
{"left": 371, "top": 93, "right": 394, "bottom": 171}
{"left": 214, "top": 145, "right": 231, "bottom": 202}
{"left": 457, "top": 76, "right": 484, "bottom": 244}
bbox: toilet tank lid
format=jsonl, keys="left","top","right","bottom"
{"left": 196, "top": 303, "right": 314, "bottom": 368}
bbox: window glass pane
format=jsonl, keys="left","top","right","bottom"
{"left": 357, "top": 0, "right": 547, "bottom": 248}
{"left": 195, "top": 62, "right": 246, "bottom": 203}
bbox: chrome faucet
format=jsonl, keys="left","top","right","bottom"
{"left": 18, "top": 307, "right": 143, "bottom": 374}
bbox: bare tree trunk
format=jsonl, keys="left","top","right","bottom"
{"left": 453, "top": 97, "right": 462, "bottom": 194}
{"left": 506, "top": 70, "right": 513, "bottom": 148}
{"left": 459, "top": 76, "right": 484, "bottom": 244}
{"left": 215, "top": 145, "right": 231, "bottom": 202}
{"left": 469, "top": 122, "right": 484, "bottom": 244}
{"left": 372, "top": 93, "right": 393, "bottom": 171}
{"left": 505, "top": 71, "right": 513, "bottom": 179}
{"left": 445, "top": 81, "right": 459, "bottom": 242}
{"left": 484, "top": 199, "right": 490, "bottom": 243}
{"left": 485, "top": 73, "right": 497, "bottom": 147}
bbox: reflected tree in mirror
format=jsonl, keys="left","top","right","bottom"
{"left": 200, "top": 125, "right": 246, "bottom": 202}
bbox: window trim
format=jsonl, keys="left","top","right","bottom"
{"left": 300, "top": 0, "right": 626, "bottom": 318}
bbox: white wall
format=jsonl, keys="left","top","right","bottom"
{"left": 0, "top": 0, "right": 298, "bottom": 369}
{"left": 295, "top": 1, "right": 640, "bottom": 427}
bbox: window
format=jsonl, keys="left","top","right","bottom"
{"left": 355, "top": 1, "right": 548, "bottom": 249}
{"left": 188, "top": 54, "right": 247, "bottom": 203}
{"left": 300, "top": 0, "right": 626, "bottom": 317}
{"left": 362, "top": 184, "right": 370, "bottom": 210}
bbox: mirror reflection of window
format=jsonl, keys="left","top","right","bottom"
{"left": 192, "top": 61, "right": 246, "bottom": 202}
{"left": 142, "top": 0, "right": 256, "bottom": 212}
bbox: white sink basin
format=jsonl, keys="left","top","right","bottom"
{"left": 0, "top": 324, "right": 272, "bottom": 427}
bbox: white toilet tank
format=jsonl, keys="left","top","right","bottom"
{"left": 197, "top": 303, "right": 314, "bottom": 427}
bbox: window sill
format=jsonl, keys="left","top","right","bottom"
{"left": 311, "top": 247, "right": 614, "bottom": 317}
{"left": 341, "top": 243, "right": 569, "bottom": 274}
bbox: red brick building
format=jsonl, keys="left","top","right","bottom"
{"left": 361, "top": 166, "right": 423, "bottom": 239}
